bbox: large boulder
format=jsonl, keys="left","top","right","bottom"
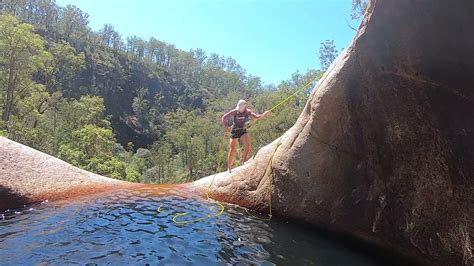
{"left": 193, "top": 0, "right": 474, "bottom": 265}
{"left": 0, "top": 137, "right": 137, "bottom": 210}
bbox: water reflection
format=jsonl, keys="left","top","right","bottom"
{"left": 0, "top": 188, "right": 381, "bottom": 265}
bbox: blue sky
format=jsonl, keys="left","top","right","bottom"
{"left": 56, "top": 0, "right": 359, "bottom": 85}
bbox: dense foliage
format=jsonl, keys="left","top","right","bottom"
{"left": 0, "top": 1, "right": 340, "bottom": 183}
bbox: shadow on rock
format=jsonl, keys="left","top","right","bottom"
{"left": 0, "top": 185, "right": 30, "bottom": 211}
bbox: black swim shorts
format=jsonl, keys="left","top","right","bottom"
{"left": 231, "top": 128, "right": 247, "bottom": 139}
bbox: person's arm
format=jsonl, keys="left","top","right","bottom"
{"left": 221, "top": 110, "right": 236, "bottom": 129}
{"left": 248, "top": 109, "right": 270, "bottom": 120}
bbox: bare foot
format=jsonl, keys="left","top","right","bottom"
{"left": 228, "top": 168, "right": 232, "bottom": 173}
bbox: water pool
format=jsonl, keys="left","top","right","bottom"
{"left": 0, "top": 188, "right": 393, "bottom": 265}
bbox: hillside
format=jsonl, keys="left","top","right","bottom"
{"left": 0, "top": 1, "right": 324, "bottom": 183}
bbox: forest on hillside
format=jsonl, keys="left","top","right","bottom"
{"left": 0, "top": 0, "right": 348, "bottom": 183}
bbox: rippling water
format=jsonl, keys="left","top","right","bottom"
{"left": 0, "top": 188, "right": 388, "bottom": 265}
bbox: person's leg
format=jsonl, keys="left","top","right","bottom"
{"left": 241, "top": 133, "right": 252, "bottom": 162}
{"left": 227, "top": 138, "right": 238, "bottom": 172}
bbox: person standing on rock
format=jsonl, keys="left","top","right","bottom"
{"left": 221, "top": 99, "right": 271, "bottom": 173}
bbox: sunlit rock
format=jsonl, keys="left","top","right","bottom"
{"left": 193, "top": 1, "right": 474, "bottom": 265}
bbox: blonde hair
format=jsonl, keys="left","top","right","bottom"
{"left": 235, "top": 99, "right": 247, "bottom": 110}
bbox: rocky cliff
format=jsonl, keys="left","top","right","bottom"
{"left": 1, "top": 0, "right": 472, "bottom": 265}
{"left": 194, "top": 0, "right": 474, "bottom": 265}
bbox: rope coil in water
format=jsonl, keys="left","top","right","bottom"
{"left": 172, "top": 173, "right": 226, "bottom": 224}
{"left": 159, "top": 75, "right": 319, "bottom": 224}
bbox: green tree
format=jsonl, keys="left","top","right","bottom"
{"left": 319, "top": 40, "right": 338, "bottom": 71}
{"left": 147, "top": 141, "right": 173, "bottom": 183}
{"left": 58, "top": 5, "right": 89, "bottom": 42}
{"left": 98, "top": 23, "right": 122, "bottom": 49}
{"left": 0, "top": 15, "right": 51, "bottom": 126}
{"left": 42, "top": 41, "right": 85, "bottom": 93}
{"left": 46, "top": 95, "right": 109, "bottom": 150}
{"left": 58, "top": 124, "right": 140, "bottom": 181}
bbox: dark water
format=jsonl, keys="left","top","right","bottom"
{"left": 0, "top": 188, "right": 388, "bottom": 265}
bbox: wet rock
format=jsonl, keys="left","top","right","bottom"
{"left": 194, "top": 1, "right": 474, "bottom": 265}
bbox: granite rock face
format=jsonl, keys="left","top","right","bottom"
{"left": 194, "top": 1, "right": 474, "bottom": 264}
{"left": 1, "top": 0, "right": 472, "bottom": 264}
{"left": 0, "top": 137, "right": 136, "bottom": 210}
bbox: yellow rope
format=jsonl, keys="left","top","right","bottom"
{"left": 233, "top": 75, "right": 318, "bottom": 131}
{"left": 171, "top": 135, "right": 228, "bottom": 224}
{"left": 159, "top": 74, "right": 318, "bottom": 224}
{"left": 243, "top": 134, "right": 284, "bottom": 221}
{"left": 157, "top": 203, "right": 163, "bottom": 213}
{"left": 172, "top": 201, "right": 225, "bottom": 224}
{"left": 267, "top": 80, "right": 314, "bottom": 113}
